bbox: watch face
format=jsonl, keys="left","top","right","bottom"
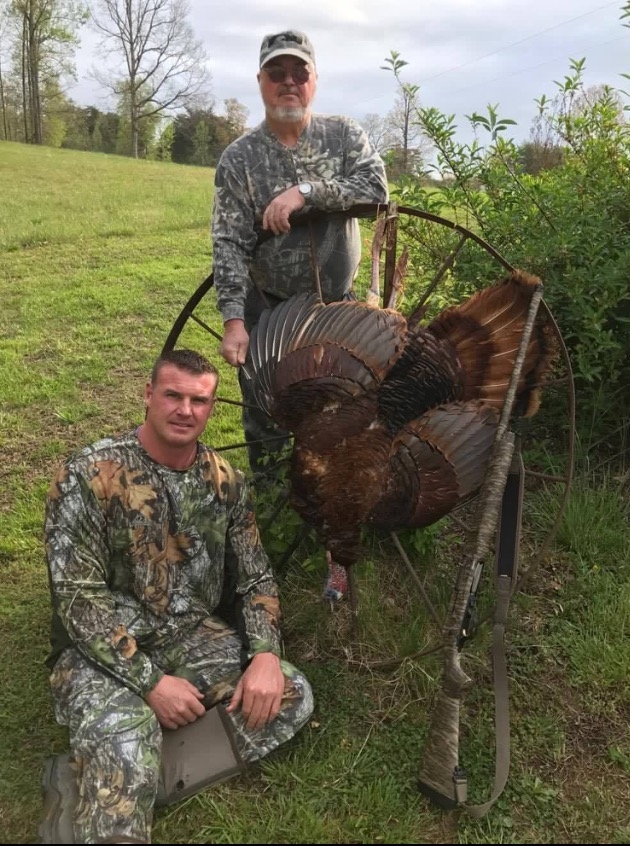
{"left": 299, "top": 182, "right": 312, "bottom": 195}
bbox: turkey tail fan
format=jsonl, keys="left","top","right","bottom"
{"left": 248, "top": 293, "right": 320, "bottom": 417}
{"left": 276, "top": 299, "right": 406, "bottom": 405}
{"left": 271, "top": 293, "right": 322, "bottom": 362}
{"left": 249, "top": 295, "right": 407, "bottom": 432}
{"left": 377, "top": 328, "right": 464, "bottom": 433}
{"left": 371, "top": 401, "right": 499, "bottom": 529}
{"left": 286, "top": 298, "right": 407, "bottom": 380}
{"left": 427, "top": 270, "right": 557, "bottom": 417}
{"left": 249, "top": 299, "right": 275, "bottom": 415}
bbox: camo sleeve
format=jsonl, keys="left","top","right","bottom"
{"left": 306, "top": 117, "right": 389, "bottom": 212}
{"left": 227, "top": 474, "right": 282, "bottom": 659}
{"left": 45, "top": 462, "right": 164, "bottom": 697}
{"left": 211, "top": 154, "right": 259, "bottom": 323}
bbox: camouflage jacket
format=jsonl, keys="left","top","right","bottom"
{"left": 44, "top": 431, "right": 282, "bottom": 696}
{"left": 212, "top": 114, "right": 389, "bottom": 323}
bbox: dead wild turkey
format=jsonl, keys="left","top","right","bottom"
{"left": 246, "top": 270, "right": 556, "bottom": 603}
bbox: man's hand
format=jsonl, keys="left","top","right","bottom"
{"left": 220, "top": 319, "right": 249, "bottom": 366}
{"left": 227, "top": 652, "right": 285, "bottom": 731}
{"left": 145, "top": 675, "right": 206, "bottom": 730}
{"left": 262, "top": 186, "right": 306, "bottom": 235}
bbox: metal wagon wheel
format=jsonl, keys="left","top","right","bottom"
{"left": 162, "top": 202, "right": 574, "bottom": 660}
{"left": 162, "top": 202, "right": 575, "bottom": 817}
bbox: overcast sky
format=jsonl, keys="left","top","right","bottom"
{"left": 71, "top": 0, "right": 630, "bottom": 146}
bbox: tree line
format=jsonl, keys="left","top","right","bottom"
{"left": 1, "top": 0, "right": 619, "bottom": 178}
{"left": 0, "top": 0, "right": 441, "bottom": 171}
{"left": 0, "top": 0, "right": 250, "bottom": 164}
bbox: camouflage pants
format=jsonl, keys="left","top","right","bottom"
{"left": 50, "top": 616, "right": 314, "bottom": 844}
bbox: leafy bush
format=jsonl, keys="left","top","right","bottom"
{"left": 384, "top": 49, "right": 630, "bottom": 453}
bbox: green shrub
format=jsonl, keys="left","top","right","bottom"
{"left": 385, "top": 52, "right": 630, "bottom": 452}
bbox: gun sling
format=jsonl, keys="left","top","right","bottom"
{"left": 463, "top": 441, "right": 524, "bottom": 818}
{"left": 417, "top": 441, "right": 524, "bottom": 817}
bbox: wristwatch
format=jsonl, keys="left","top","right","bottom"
{"left": 298, "top": 182, "right": 313, "bottom": 202}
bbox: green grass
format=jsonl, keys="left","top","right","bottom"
{"left": 0, "top": 142, "right": 213, "bottom": 251}
{"left": 1, "top": 140, "right": 629, "bottom": 844}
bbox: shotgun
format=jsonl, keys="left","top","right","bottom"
{"left": 418, "top": 282, "right": 545, "bottom": 813}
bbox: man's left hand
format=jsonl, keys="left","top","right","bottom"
{"left": 262, "top": 187, "right": 305, "bottom": 235}
{"left": 226, "top": 652, "right": 285, "bottom": 730}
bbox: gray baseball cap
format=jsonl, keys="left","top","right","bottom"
{"left": 259, "top": 30, "right": 316, "bottom": 68}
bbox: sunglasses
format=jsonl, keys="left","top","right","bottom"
{"left": 263, "top": 65, "right": 311, "bottom": 84}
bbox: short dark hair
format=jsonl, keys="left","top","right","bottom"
{"left": 150, "top": 349, "right": 219, "bottom": 385}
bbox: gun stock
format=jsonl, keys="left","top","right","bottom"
{"left": 418, "top": 654, "right": 473, "bottom": 807}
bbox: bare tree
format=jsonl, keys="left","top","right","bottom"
{"left": 223, "top": 97, "right": 247, "bottom": 136}
{"left": 91, "top": 0, "right": 211, "bottom": 158}
{"left": 7, "top": 0, "right": 86, "bottom": 144}
{"left": 381, "top": 51, "right": 433, "bottom": 178}
{"left": 0, "top": 2, "right": 10, "bottom": 138}
{"left": 360, "top": 112, "right": 390, "bottom": 154}
{"left": 570, "top": 83, "right": 626, "bottom": 119}
{"left": 524, "top": 82, "right": 626, "bottom": 174}
{"left": 385, "top": 89, "right": 433, "bottom": 178}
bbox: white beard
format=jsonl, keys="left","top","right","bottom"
{"left": 266, "top": 105, "right": 308, "bottom": 123}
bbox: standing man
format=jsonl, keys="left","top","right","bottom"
{"left": 41, "top": 348, "right": 313, "bottom": 844}
{"left": 212, "top": 29, "right": 389, "bottom": 472}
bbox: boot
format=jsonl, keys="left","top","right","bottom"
{"left": 39, "top": 752, "right": 78, "bottom": 844}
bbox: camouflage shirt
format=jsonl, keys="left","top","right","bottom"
{"left": 212, "top": 114, "right": 389, "bottom": 322}
{"left": 44, "top": 431, "right": 282, "bottom": 696}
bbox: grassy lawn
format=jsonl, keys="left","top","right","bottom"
{"left": 1, "top": 140, "right": 628, "bottom": 844}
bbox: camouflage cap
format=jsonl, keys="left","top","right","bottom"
{"left": 259, "top": 30, "right": 316, "bottom": 69}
